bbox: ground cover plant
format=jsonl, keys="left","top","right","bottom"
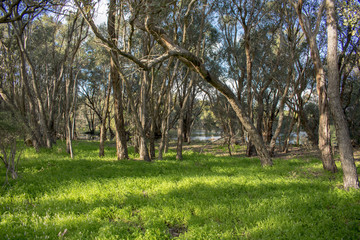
{"left": 1, "top": 141, "right": 360, "bottom": 239}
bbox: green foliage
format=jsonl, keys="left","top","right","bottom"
{"left": 198, "top": 105, "right": 219, "bottom": 132}
{"left": 0, "top": 141, "right": 359, "bottom": 239}
{"left": 0, "top": 110, "right": 24, "bottom": 181}
{"left": 0, "top": 111, "right": 21, "bottom": 137}
{"left": 338, "top": 0, "right": 360, "bottom": 35}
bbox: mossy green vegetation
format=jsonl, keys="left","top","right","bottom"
{"left": 1, "top": 141, "right": 359, "bottom": 239}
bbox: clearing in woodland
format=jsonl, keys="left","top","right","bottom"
{"left": 0, "top": 140, "right": 359, "bottom": 239}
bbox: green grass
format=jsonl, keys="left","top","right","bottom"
{"left": 1, "top": 141, "right": 359, "bottom": 239}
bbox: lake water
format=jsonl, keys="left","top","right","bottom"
{"left": 190, "top": 130, "right": 222, "bottom": 141}
{"left": 189, "top": 130, "right": 309, "bottom": 144}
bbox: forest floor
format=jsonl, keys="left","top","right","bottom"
{"left": 181, "top": 139, "right": 360, "bottom": 161}
{"left": 0, "top": 140, "right": 359, "bottom": 239}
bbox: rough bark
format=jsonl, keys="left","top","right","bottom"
{"left": 149, "top": 77, "right": 156, "bottom": 159}
{"left": 108, "top": 0, "right": 128, "bottom": 160}
{"left": 326, "top": 0, "right": 359, "bottom": 189}
{"left": 139, "top": 71, "right": 151, "bottom": 162}
{"left": 295, "top": 0, "right": 337, "bottom": 173}
{"left": 65, "top": 69, "right": 74, "bottom": 159}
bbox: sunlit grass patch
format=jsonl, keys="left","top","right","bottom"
{"left": 0, "top": 140, "right": 359, "bottom": 239}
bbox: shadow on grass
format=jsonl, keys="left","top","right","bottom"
{"left": 1, "top": 141, "right": 359, "bottom": 239}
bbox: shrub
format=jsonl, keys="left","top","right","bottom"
{"left": 0, "top": 111, "right": 24, "bottom": 183}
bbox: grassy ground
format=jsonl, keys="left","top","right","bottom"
{"left": 1, "top": 140, "right": 359, "bottom": 239}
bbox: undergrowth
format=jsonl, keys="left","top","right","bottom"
{"left": 0, "top": 141, "right": 359, "bottom": 239}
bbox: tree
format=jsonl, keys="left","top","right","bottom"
{"left": 292, "top": 0, "right": 337, "bottom": 173}
{"left": 107, "top": 0, "right": 128, "bottom": 160}
{"left": 75, "top": 0, "right": 273, "bottom": 166}
{"left": 326, "top": 0, "right": 359, "bottom": 189}
{"left": 0, "top": 0, "right": 50, "bottom": 23}
{"left": 0, "top": 110, "right": 24, "bottom": 183}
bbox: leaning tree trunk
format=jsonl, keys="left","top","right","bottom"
{"left": 326, "top": 0, "right": 359, "bottom": 189}
{"left": 139, "top": 21, "right": 272, "bottom": 166}
{"left": 76, "top": 2, "right": 272, "bottom": 167}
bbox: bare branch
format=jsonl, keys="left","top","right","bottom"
{"left": 313, "top": 0, "right": 325, "bottom": 35}
{"left": 74, "top": 0, "right": 148, "bottom": 69}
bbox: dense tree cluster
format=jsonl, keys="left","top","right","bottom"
{"left": 0, "top": 0, "right": 359, "bottom": 188}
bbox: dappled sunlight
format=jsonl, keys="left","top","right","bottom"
{"left": 1, "top": 141, "right": 359, "bottom": 239}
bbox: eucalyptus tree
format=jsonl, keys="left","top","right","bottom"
{"left": 292, "top": 0, "right": 337, "bottom": 173}
{"left": 158, "top": 58, "right": 178, "bottom": 160}
{"left": 336, "top": 1, "right": 360, "bottom": 146}
{"left": 107, "top": 0, "right": 128, "bottom": 160}
{"left": 267, "top": 2, "right": 304, "bottom": 156}
{"left": 78, "top": 33, "right": 110, "bottom": 133}
{"left": 0, "top": 0, "right": 50, "bottom": 24}
{"left": 0, "top": 1, "right": 85, "bottom": 150}
{"left": 326, "top": 0, "right": 358, "bottom": 188}
{"left": 63, "top": 13, "right": 88, "bottom": 158}
{"left": 75, "top": 0, "right": 273, "bottom": 166}
{"left": 0, "top": 109, "right": 24, "bottom": 182}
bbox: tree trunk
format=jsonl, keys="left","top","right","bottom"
{"left": 158, "top": 82, "right": 173, "bottom": 160}
{"left": 139, "top": 71, "right": 151, "bottom": 162}
{"left": 244, "top": 34, "right": 256, "bottom": 157}
{"left": 142, "top": 22, "right": 272, "bottom": 166}
{"left": 176, "top": 116, "right": 184, "bottom": 160}
{"left": 149, "top": 117, "right": 156, "bottom": 159}
{"left": 269, "top": 73, "right": 291, "bottom": 156}
{"left": 78, "top": 4, "right": 272, "bottom": 166}
{"left": 317, "top": 67, "right": 337, "bottom": 172}
{"left": 99, "top": 73, "right": 112, "bottom": 157}
{"left": 163, "top": 91, "right": 173, "bottom": 154}
{"left": 65, "top": 71, "right": 74, "bottom": 158}
{"left": 282, "top": 113, "right": 297, "bottom": 153}
{"left": 149, "top": 70, "right": 156, "bottom": 159}
{"left": 176, "top": 77, "right": 194, "bottom": 160}
{"left": 295, "top": 2, "right": 337, "bottom": 173}
{"left": 326, "top": 0, "right": 359, "bottom": 188}
{"left": 108, "top": 0, "right": 128, "bottom": 160}
{"left": 158, "top": 119, "right": 167, "bottom": 160}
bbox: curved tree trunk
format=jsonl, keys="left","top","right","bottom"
{"left": 141, "top": 24, "right": 272, "bottom": 166}
{"left": 76, "top": 1, "right": 272, "bottom": 167}
{"left": 326, "top": 0, "right": 359, "bottom": 189}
